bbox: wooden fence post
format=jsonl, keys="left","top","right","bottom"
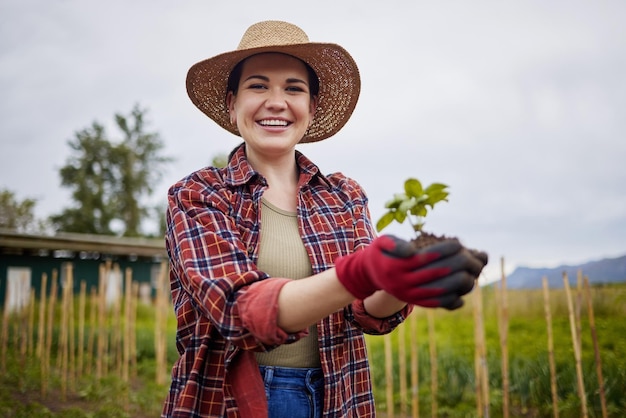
{"left": 563, "top": 272, "right": 588, "bottom": 418}
{"left": 427, "top": 309, "right": 437, "bottom": 418}
{"left": 384, "top": 332, "right": 394, "bottom": 417}
{"left": 123, "top": 268, "right": 133, "bottom": 383}
{"left": 410, "top": 312, "right": 419, "bottom": 418}
{"left": 583, "top": 276, "right": 608, "bottom": 418}
{"left": 155, "top": 260, "right": 169, "bottom": 385}
{"left": 497, "top": 257, "right": 510, "bottom": 418}
{"left": 43, "top": 269, "right": 58, "bottom": 398}
{"left": 36, "top": 273, "right": 48, "bottom": 359}
{"left": 542, "top": 276, "right": 559, "bottom": 418}
{"left": 398, "top": 320, "right": 407, "bottom": 417}
{"left": 473, "top": 281, "right": 489, "bottom": 418}
{"left": 78, "top": 280, "right": 87, "bottom": 378}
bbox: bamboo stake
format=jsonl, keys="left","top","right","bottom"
{"left": 96, "top": 262, "right": 109, "bottom": 380}
{"left": 123, "top": 268, "right": 132, "bottom": 382}
{"left": 542, "top": 277, "right": 559, "bottom": 418}
{"left": 131, "top": 282, "right": 139, "bottom": 379}
{"left": 583, "top": 276, "right": 608, "bottom": 418}
{"left": 59, "top": 265, "right": 70, "bottom": 400}
{"left": 67, "top": 265, "right": 75, "bottom": 392}
{"left": 473, "top": 292, "right": 483, "bottom": 418}
{"left": 473, "top": 279, "right": 489, "bottom": 418}
{"left": 112, "top": 264, "right": 123, "bottom": 378}
{"left": 427, "top": 309, "right": 437, "bottom": 418}
{"left": 563, "top": 272, "right": 587, "bottom": 418}
{"left": 1, "top": 276, "right": 10, "bottom": 373}
{"left": 36, "top": 273, "right": 48, "bottom": 359}
{"left": 61, "top": 263, "right": 75, "bottom": 399}
{"left": 87, "top": 286, "right": 97, "bottom": 376}
{"left": 398, "top": 320, "right": 408, "bottom": 417}
{"left": 18, "top": 273, "right": 30, "bottom": 363}
{"left": 410, "top": 312, "right": 419, "bottom": 418}
{"left": 575, "top": 270, "right": 584, "bottom": 363}
{"left": 56, "top": 302, "right": 65, "bottom": 370}
{"left": 155, "top": 260, "right": 169, "bottom": 385}
{"left": 43, "top": 269, "right": 58, "bottom": 398}
{"left": 28, "top": 290, "right": 36, "bottom": 356}
{"left": 18, "top": 289, "right": 31, "bottom": 391}
{"left": 19, "top": 289, "right": 33, "bottom": 390}
{"left": 498, "top": 257, "right": 510, "bottom": 418}
{"left": 384, "top": 332, "right": 394, "bottom": 417}
{"left": 12, "top": 304, "right": 19, "bottom": 361}
{"left": 77, "top": 280, "right": 87, "bottom": 378}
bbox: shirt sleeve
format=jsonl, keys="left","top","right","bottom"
{"left": 166, "top": 177, "right": 302, "bottom": 351}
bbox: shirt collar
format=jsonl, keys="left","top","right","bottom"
{"left": 224, "top": 143, "right": 331, "bottom": 189}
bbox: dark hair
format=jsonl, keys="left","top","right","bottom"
{"left": 226, "top": 55, "right": 320, "bottom": 98}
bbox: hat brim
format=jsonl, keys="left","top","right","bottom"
{"left": 186, "top": 42, "right": 360, "bottom": 143}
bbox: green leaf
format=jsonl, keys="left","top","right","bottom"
{"left": 384, "top": 193, "right": 408, "bottom": 209}
{"left": 378, "top": 177, "right": 451, "bottom": 238}
{"left": 404, "top": 178, "right": 424, "bottom": 198}
{"left": 394, "top": 210, "right": 407, "bottom": 224}
{"left": 424, "top": 191, "right": 449, "bottom": 207}
{"left": 424, "top": 183, "right": 449, "bottom": 194}
{"left": 375, "top": 211, "right": 396, "bottom": 232}
{"left": 398, "top": 196, "right": 417, "bottom": 214}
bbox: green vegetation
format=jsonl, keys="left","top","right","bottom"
{"left": 50, "top": 104, "right": 172, "bottom": 237}
{"left": 0, "top": 300, "right": 178, "bottom": 417}
{"left": 366, "top": 283, "right": 626, "bottom": 417}
{"left": 1, "top": 283, "right": 625, "bottom": 416}
{"left": 376, "top": 178, "right": 449, "bottom": 236}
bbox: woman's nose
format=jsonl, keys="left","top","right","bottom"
{"left": 265, "top": 88, "right": 287, "bottom": 110}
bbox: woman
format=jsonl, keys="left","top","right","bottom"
{"left": 163, "top": 20, "right": 487, "bottom": 418}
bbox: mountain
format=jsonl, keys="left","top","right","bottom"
{"left": 504, "top": 254, "right": 626, "bottom": 289}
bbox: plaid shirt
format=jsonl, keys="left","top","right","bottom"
{"left": 162, "top": 144, "right": 410, "bottom": 417}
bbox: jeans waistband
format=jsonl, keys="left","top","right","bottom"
{"left": 259, "top": 365, "right": 323, "bottom": 385}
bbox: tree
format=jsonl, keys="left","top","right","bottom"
{"left": 111, "top": 105, "right": 172, "bottom": 237}
{"left": 0, "top": 188, "right": 42, "bottom": 233}
{"left": 50, "top": 122, "right": 117, "bottom": 234}
{"left": 51, "top": 104, "right": 172, "bottom": 237}
{"left": 211, "top": 153, "right": 228, "bottom": 168}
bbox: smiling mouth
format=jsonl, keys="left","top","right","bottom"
{"left": 258, "top": 119, "right": 290, "bottom": 127}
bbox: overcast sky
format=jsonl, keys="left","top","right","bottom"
{"left": 1, "top": 0, "right": 625, "bottom": 283}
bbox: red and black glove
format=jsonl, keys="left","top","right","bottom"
{"left": 334, "top": 235, "right": 488, "bottom": 310}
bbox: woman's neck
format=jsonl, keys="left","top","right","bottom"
{"left": 247, "top": 149, "right": 299, "bottom": 212}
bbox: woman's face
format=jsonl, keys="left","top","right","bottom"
{"left": 227, "top": 53, "right": 317, "bottom": 158}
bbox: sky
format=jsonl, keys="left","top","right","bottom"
{"left": 1, "top": 0, "right": 625, "bottom": 284}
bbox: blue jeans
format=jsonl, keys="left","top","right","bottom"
{"left": 259, "top": 366, "right": 324, "bottom": 418}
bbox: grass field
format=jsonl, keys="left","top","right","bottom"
{"left": 1, "top": 282, "right": 624, "bottom": 417}
{"left": 367, "top": 283, "right": 626, "bottom": 417}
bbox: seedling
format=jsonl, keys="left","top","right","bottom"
{"left": 376, "top": 178, "right": 449, "bottom": 238}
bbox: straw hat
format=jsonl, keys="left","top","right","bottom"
{"left": 186, "top": 20, "right": 361, "bottom": 143}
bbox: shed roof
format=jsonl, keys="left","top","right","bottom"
{"left": 0, "top": 228, "right": 166, "bottom": 258}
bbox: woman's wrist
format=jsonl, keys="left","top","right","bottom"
{"left": 363, "top": 291, "right": 407, "bottom": 319}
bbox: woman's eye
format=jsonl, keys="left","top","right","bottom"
{"left": 248, "top": 84, "right": 267, "bottom": 90}
{"left": 286, "top": 86, "right": 306, "bottom": 93}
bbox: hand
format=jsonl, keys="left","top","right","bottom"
{"left": 406, "top": 246, "right": 488, "bottom": 309}
{"left": 334, "top": 235, "right": 488, "bottom": 309}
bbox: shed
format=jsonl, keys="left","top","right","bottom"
{"left": 0, "top": 228, "right": 167, "bottom": 311}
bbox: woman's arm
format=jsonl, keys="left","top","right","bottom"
{"left": 275, "top": 267, "right": 407, "bottom": 333}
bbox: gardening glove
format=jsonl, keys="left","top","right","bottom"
{"left": 398, "top": 246, "right": 488, "bottom": 309}
{"left": 334, "top": 235, "right": 488, "bottom": 309}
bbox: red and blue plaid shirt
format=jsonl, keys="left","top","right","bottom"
{"left": 162, "top": 144, "right": 410, "bottom": 417}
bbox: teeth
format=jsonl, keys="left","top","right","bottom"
{"left": 259, "top": 120, "right": 288, "bottom": 126}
